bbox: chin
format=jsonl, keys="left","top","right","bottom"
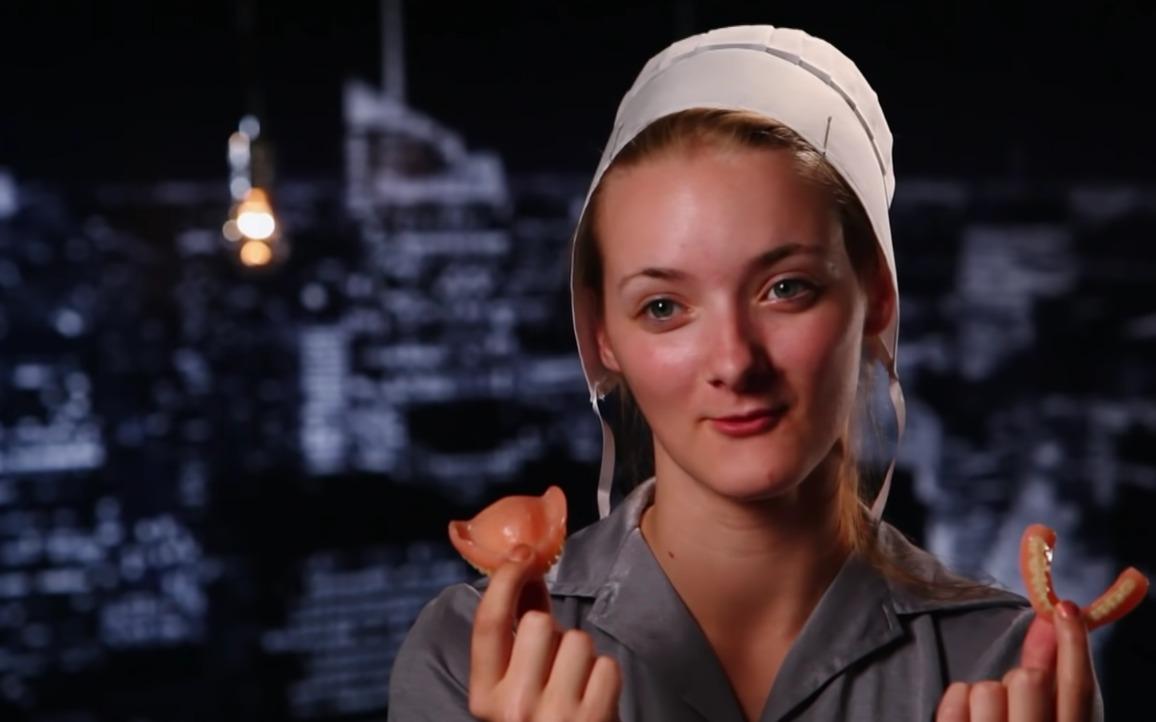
{"left": 696, "top": 453, "right": 808, "bottom": 503}
{"left": 700, "top": 418, "right": 840, "bottom": 498}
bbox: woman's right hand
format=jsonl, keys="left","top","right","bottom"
{"left": 468, "top": 544, "right": 622, "bottom": 722}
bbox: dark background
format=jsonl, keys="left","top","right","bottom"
{"left": 0, "top": 1, "right": 1154, "bottom": 720}
{"left": 5, "top": 0, "right": 1156, "bottom": 183}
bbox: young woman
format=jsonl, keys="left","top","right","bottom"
{"left": 389, "top": 25, "right": 1103, "bottom": 722}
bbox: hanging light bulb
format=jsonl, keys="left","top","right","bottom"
{"left": 222, "top": 111, "right": 287, "bottom": 266}
{"left": 235, "top": 187, "right": 277, "bottom": 240}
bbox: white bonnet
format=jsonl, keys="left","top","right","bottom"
{"left": 569, "top": 25, "right": 906, "bottom": 519}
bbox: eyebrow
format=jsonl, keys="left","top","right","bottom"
{"left": 617, "top": 243, "right": 818, "bottom": 291}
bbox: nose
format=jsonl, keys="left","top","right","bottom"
{"left": 706, "top": 307, "right": 771, "bottom": 393}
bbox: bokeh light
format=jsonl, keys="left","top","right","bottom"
{"left": 239, "top": 239, "right": 273, "bottom": 267}
{"left": 221, "top": 219, "right": 242, "bottom": 242}
{"left": 235, "top": 188, "right": 276, "bottom": 240}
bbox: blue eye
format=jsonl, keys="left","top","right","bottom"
{"left": 644, "top": 298, "right": 678, "bottom": 319}
{"left": 768, "top": 279, "right": 813, "bottom": 300}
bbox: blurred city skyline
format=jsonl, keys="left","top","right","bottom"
{"left": 0, "top": 2, "right": 1154, "bottom": 720}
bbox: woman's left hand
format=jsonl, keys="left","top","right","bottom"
{"left": 935, "top": 600, "right": 1096, "bottom": 722}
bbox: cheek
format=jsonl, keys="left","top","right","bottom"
{"left": 775, "top": 309, "right": 862, "bottom": 405}
{"left": 607, "top": 323, "right": 704, "bottom": 405}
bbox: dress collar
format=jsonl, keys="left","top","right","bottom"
{"left": 546, "top": 478, "right": 1025, "bottom": 721}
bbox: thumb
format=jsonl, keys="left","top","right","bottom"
{"left": 1019, "top": 613, "right": 1058, "bottom": 671}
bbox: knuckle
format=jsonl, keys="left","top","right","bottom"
{"left": 473, "top": 610, "right": 507, "bottom": 635}
{"left": 534, "top": 697, "right": 577, "bottom": 722}
{"left": 1059, "top": 671, "right": 1093, "bottom": 700}
{"left": 599, "top": 654, "right": 621, "bottom": 673}
{"left": 560, "top": 629, "right": 594, "bottom": 655}
{"left": 1003, "top": 666, "right": 1050, "bottom": 696}
{"left": 467, "top": 691, "right": 491, "bottom": 719}
{"left": 938, "top": 682, "right": 969, "bottom": 715}
{"left": 1021, "top": 667, "right": 1049, "bottom": 688}
{"left": 517, "top": 610, "right": 554, "bottom": 634}
{"left": 594, "top": 654, "right": 622, "bottom": 683}
{"left": 1003, "top": 667, "right": 1024, "bottom": 683}
{"left": 500, "top": 699, "right": 535, "bottom": 722}
{"left": 968, "top": 680, "right": 1003, "bottom": 705}
{"left": 1073, "top": 680, "right": 1094, "bottom": 704}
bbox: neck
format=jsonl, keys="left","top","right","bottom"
{"left": 640, "top": 447, "right": 852, "bottom": 641}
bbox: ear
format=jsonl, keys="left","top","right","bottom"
{"left": 595, "top": 318, "right": 623, "bottom": 374}
{"left": 862, "top": 268, "right": 896, "bottom": 338}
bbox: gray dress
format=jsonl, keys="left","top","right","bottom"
{"left": 388, "top": 480, "right": 1104, "bottom": 721}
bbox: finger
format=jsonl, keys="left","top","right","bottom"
{"left": 1054, "top": 600, "right": 1095, "bottom": 722}
{"left": 1004, "top": 667, "right": 1053, "bottom": 722}
{"left": 1019, "top": 614, "right": 1058, "bottom": 672}
{"left": 505, "top": 610, "right": 562, "bottom": 704}
{"left": 969, "top": 680, "right": 1006, "bottom": 722}
{"left": 936, "top": 682, "right": 969, "bottom": 722}
{"left": 516, "top": 574, "right": 552, "bottom": 620}
{"left": 469, "top": 545, "right": 550, "bottom": 697}
{"left": 579, "top": 656, "right": 622, "bottom": 722}
{"left": 544, "top": 629, "right": 597, "bottom": 703}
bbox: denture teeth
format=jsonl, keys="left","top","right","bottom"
{"left": 1088, "top": 578, "right": 1136, "bottom": 620}
{"left": 448, "top": 486, "right": 568, "bottom": 578}
{"left": 1021, "top": 524, "right": 1149, "bottom": 631}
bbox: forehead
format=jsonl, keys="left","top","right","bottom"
{"left": 594, "top": 145, "right": 841, "bottom": 273}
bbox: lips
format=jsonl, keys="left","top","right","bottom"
{"left": 709, "top": 405, "right": 786, "bottom": 437}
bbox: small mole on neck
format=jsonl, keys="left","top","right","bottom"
{"left": 667, "top": 551, "right": 675, "bottom": 559}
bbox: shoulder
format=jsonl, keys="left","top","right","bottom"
{"left": 876, "top": 522, "right": 1028, "bottom": 610}
{"left": 393, "top": 581, "right": 481, "bottom": 675}
{"left": 388, "top": 582, "right": 482, "bottom": 721}
{"left": 544, "top": 489, "right": 643, "bottom": 597}
{"left": 929, "top": 600, "right": 1036, "bottom": 682}
{"left": 875, "top": 522, "right": 1034, "bottom": 680}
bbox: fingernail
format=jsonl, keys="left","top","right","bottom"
{"left": 508, "top": 545, "right": 532, "bottom": 563}
{"left": 1056, "top": 600, "right": 1081, "bottom": 621}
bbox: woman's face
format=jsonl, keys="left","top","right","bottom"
{"left": 593, "top": 144, "right": 890, "bottom": 503}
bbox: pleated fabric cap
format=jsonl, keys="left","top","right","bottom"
{"left": 569, "top": 25, "right": 906, "bottom": 520}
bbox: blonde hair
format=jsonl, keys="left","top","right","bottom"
{"left": 574, "top": 108, "right": 988, "bottom": 600}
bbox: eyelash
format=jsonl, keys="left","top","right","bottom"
{"left": 766, "top": 278, "right": 817, "bottom": 301}
{"left": 639, "top": 278, "right": 818, "bottom": 322}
